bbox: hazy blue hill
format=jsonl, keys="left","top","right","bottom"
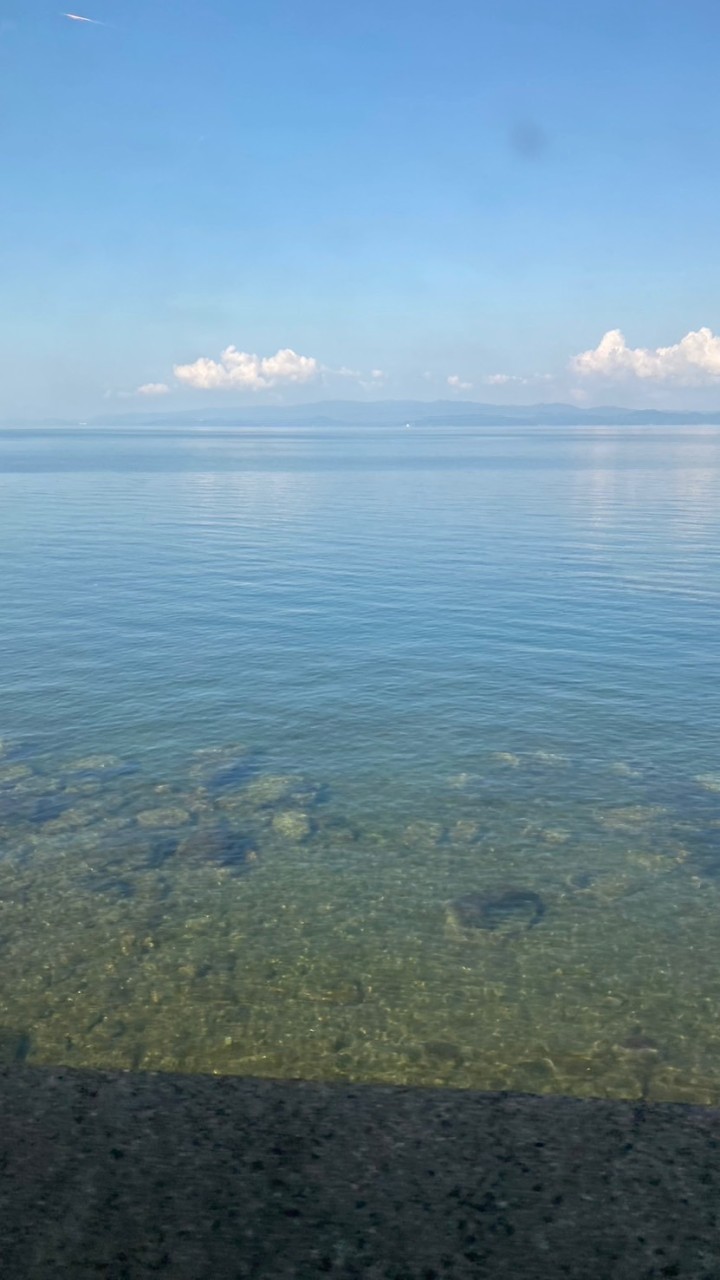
{"left": 8, "top": 401, "right": 720, "bottom": 428}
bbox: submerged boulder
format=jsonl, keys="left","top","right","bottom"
{"left": 187, "top": 744, "right": 257, "bottom": 791}
{"left": 177, "top": 823, "right": 256, "bottom": 870}
{"left": 447, "top": 887, "right": 546, "bottom": 938}
{"left": 0, "top": 763, "right": 34, "bottom": 787}
{"left": 271, "top": 810, "right": 312, "bottom": 842}
{"left": 695, "top": 773, "right": 720, "bottom": 794}
{"left": 64, "top": 754, "right": 123, "bottom": 773}
{"left": 243, "top": 774, "right": 321, "bottom": 809}
{"left": 613, "top": 1029, "right": 663, "bottom": 1101}
{"left": 0, "top": 1029, "right": 32, "bottom": 1064}
{"left": 402, "top": 820, "right": 445, "bottom": 848}
{"left": 136, "top": 806, "right": 191, "bottom": 829}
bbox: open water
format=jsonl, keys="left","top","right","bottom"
{"left": 1, "top": 424, "right": 719, "bottom": 1102}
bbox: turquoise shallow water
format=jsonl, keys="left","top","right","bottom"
{"left": 1, "top": 425, "right": 720, "bottom": 1100}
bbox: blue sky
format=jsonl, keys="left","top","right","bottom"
{"left": 2, "top": 0, "right": 720, "bottom": 415}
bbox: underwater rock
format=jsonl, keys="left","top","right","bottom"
{"left": 423, "top": 1039, "right": 463, "bottom": 1066}
{"left": 318, "top": 815, "right": 359, "bottom": 844}
{"left": 242, "top": 773, "right": 307, "bottom": 803}
{"left": 95, "top": 825, "right": 181, "bottom": 871}
{"left": 626, "top": 851, "right": 683, "bottom": 874}
{"left": 565, "top": 870, "right": 597, "bottom": 892}
{"left": 143, "top": 832, "right": 182, "bottom": 868}
{"left": 523, "top": 823, "right": 570, "bottom": 846}
{"left": 532, "top": 751, "right": 569, "bottom": 767}
{"left": 596, "top": 805, "right": 666, "bottom": 831}
{"left": 271, "top": 810, "right": 312, "bottom": 841}
{"left": 65, "top": 754, "right": 123, "bottom": 773}
{"left": 402, "top": 820, "right": 445, "bottom": 847}
{"left": 0, "top": 1029, "right": 32, "bottom": 1064}
{"left": 299, "top": 978, "right": 365, "bottom": 1006}
{"left": 447, "top": 772, "right": 477, "bottom": 790}
{"left": 62, "top": 763, "right": 141, "bottom": 791}
{"left": 40, "top": 805, "right": 98, "bottom": 834}
{"left": 572, "top": 867, "right": 665, "bottom": 905}
{"left": 614, "top": 1029, "right": 662, "bottom": 1101}
{"left": 674, "top": 822, "right": 720, "bottom": 878}
{"left": 0, "top": 789, "right": 37, "bottom": 824}
{"left": 511, "top": 1057, "right": 558, "bottom": 1090}
{"left": 0, "top": 763, "right": 34, "bottom": 786}
{"left": 32, "top": 794, "right": 76, "bottom": 824}
{"left": 0, "top": 738, "right": 42, "bottom": 764}
{"left": 617, "top": 1030, "right": 660, "bottom": 1054}
{"left": 177, "top": 824, "right": 255, "bottom": 870}
{"left": 449, "top": 820, "right": 480, "bottom": 844}
{"left": 136, "top": 806, "right": 192, "bottom": 829}
{"left": 491, "top": 752, "right": 521, "bottom": 768}
{"left": 187, "top": 744, "right": 256, "bottom": 790}
{"left": 550, "top": 1051, "right": 600, "bottom": 1081}
{"left": 213, "top": 792, "right": 259, "bottom": 823}
{"left": 81, "top": 873, "right": 136, "bottom": 900}
{"left": 447, "top": 887, "right": 546, "bottom": 937}
{"left": 695, "top": 773, "right": 720, "bottom": 794}
{"left": 202, "top": 760, "right": 255, "bottom": 792}
{"left": 610, "top": 761, "right": 643, "bottom": 778}
{"left": 189, "top": 743, "right": 250, "bottom": 763}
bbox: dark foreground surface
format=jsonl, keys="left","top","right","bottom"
{"left": 1, "top": 1067, "right": 719, "bottom": 1279}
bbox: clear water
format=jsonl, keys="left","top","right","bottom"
{"left": 1, "top": 425, "right": 720, "bottom": 1102}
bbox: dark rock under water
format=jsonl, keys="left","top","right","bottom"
{"left": 448, "top": 888, "right": 546, "bottom": 935}
{"left": 177, "top": 824, "right": 255, "bottom": 870}
{"left": 81, "top": 873, "right": 136, "bottom": 900}
{"left": 188, "top": 746, "right": 261, "bottom": 793}
{"left": 0, "top": 1029, "right": 32, "bottom": 1064}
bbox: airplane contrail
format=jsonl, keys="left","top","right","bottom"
{"left": 63, "top": 13, "right": 103, "bottom": 23}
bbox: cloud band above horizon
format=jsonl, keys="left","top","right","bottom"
{"left": 174, "top": 346, "right": 320, "bottom": 391}
{"left": 572, "top": 327, "right": 720, "bottom": 384}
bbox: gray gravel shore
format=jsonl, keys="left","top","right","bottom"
{"left": 1, "top": 1066, "right": 719, "bottom": 1279}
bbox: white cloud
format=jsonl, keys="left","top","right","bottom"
{"left": 137, "top": 382, "right": 170, "bottom": 396}
{"left": 106, "top": 384, "right": 170, "bottom": 400}
{"left": 483, "top": 373, "right": 544, "bottom": 387}
{"left": 357, "top": 367, "right": 386, "bottom": 390}
{"left": 571, "top": 327, "right": 720, "bottom": 384}
{"left": 322, "top": 364, "right": 386, "bottom": 390}
{"left": 174, "top": 345, "right": 320, "bottom": 391}
{"left": 447, "top": 374, "right": 473, "bottom": 391}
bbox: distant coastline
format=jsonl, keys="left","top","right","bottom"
{"left": 5, "top": 400, "right": 720, "bottom": 430}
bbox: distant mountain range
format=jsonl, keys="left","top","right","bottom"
{"left": 9, "top": 400, "right": 720, "bottom": 428}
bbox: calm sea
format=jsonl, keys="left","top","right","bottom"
{"left": 1, "top": 425, "right": 719, "bottom": 1101}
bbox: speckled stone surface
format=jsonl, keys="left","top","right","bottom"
{"left": 1, "top": 1067, "right": 720, "bottom": 1278}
